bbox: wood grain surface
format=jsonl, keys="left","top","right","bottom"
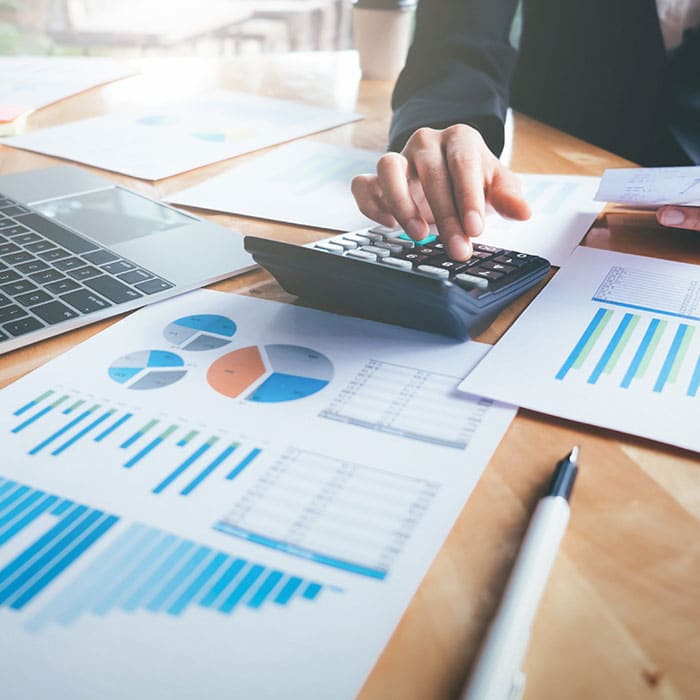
{"left": 0, "top": 51, "right": 698, "bottom": 700}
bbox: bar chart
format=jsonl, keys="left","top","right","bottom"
{"left": 215, "top": 447, "right": 440, "bottom": 579}
{"left": 320, "top": 359, "right": 492, "bottom": 449}
{"left": 30, "top": 520, "right": 327, "bottom": 631}
{"left": 556, "top": 306, "right": 700, "bottom": 397}
{"left": 9, "top": 389, "right": 264, "bottom": 496}
{"left": 0, "top": 477, "right": 118, "bottom": 612}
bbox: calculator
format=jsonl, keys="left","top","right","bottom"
{"left": 244, "top": 226, "right": 550, "bottom": 340}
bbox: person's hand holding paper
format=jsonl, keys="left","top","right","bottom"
{"left": 657, "top": 205, "right": 700, "bottom": 231}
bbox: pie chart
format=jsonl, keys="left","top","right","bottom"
{"left": 108, "top": 350, "right": 187, "bottom": 390}
{"left": 164, "top": 314, "right": 237, "bottom": 352}
{"left": 207, "top": 344, "right": 333, "bottom": 403}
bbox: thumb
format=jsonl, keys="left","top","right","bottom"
{"left": 657, "top": 206, "right": 700, "bottom": 231}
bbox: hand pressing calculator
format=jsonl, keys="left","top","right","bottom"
{"left": 244, "top": 226, "right": 550, "bottom": 340}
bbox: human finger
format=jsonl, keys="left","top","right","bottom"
{"left": 351, "top": 174, "right": 398, "bottom": 228}
{"left": 488, "top": 165, "right": 532, "bottom": 221}
{"left": 657, "top": 206, "right": 700, "bottom": 231}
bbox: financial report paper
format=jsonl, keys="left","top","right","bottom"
{"left": 0, "top": 290, "right": 515, "bottom": 699}
{"left": 459, "top": 247, "right": 700, "bottom": 453}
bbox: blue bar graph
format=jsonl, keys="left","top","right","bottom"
{"left": 620, "top": 318, "right": 660, "bottom": 388}
{"left": 29, "top": 520, "right": 327, "bottom": 629}
{"left": 654, "top": 324, "right": 689, "bottom": 393}
{"left": 51, "top": 410, "right": 115, "bottom": 456}
{"left": 587, "top": 313, "right": 634, "bottom": 384}
{"left": 0, "top": 477, "right": 118, "bottom": 612}
{"left": 226, "top": 448, "right": 261, "bottom": 480}
{"left": 13, "top": 391, "right": 54, "bottom": 416}
{"left": 95, "top": 413, "right": 132, "bottom": 442}
{"left": 689, "top": 355, "right": 700, "bottom": 397}
{"left": 152, "top": 438, "right": 217, "bottom": 494}
{"left": 29, "top": 406, "right": 98, "bottom": 456}
{"left": 180, "top": 443, "right": 239, "bottom": 495}
{"left": 556, "top": 308, "right": 610, "bottom": 380}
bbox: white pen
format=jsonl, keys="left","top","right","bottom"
{"left": 461, "top": 446, "right": 580, "bottom": 700}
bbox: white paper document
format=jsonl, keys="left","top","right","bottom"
{"left": 4, "top": 91, "right": 362, "bottom": 180}
{"left": 167, "top": 140, "right": 380, "bottom": 231}
{"left": 478, "top": 174, "right": 603, "bottom": 266}
{"left": 0, "top": 56, "right": 135, "bottom": 114}
{"left": 0, "top": 290, "right": 515, "bottom": 699}
{"left": 595, "top": 166, "right": 700, "bottom": 207}
{"left": 459, "top": 246, "right": 700, "bottom": 453}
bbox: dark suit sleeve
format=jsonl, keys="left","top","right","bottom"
{"left": 389, "top": 0, "right": 520, "bottom": 156}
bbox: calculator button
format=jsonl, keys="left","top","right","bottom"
{"left": 402, "top": 253, "right": 429, "bottom": 264}
{"left": 363, "top": 232, "right": 384, "bottom": 242}
{"left": 493, "top": 254, "right": 529, "bottom": 268}
{"left": 469, "top": 249, "right": 495, "bottom": 260}
{"left": 374, "top": 241, "right": 403, "bottom": 254}
{"left": 346, "top": 249, "right": 377, "bottom": 261}
{"left": 473, "top": 244, "right": 503, "bottom": 255}
{"left": 315, "top": 242, "right": 344, "bottom": 254}
{"left": 344, "top": 233, "right": 371, "bottom": 245}
{"left": 333, "top": 238, "right": 358, "bottom": 250}
{"left": 381, "top": 257, "right": 413, "bottom": 270}
{"left": 473, "top": 268, "right": 505, "bottom": 281}
{"left": 360, "top": 245, "right": 390, "bottom": 258}
{"left": 482, "top": 261, "right": 516, "bottom": 274}
{"left": 369, "top": 224, "right": 402, "bottom": 235}
{"left": 455, "top": 273, "right": 489, "bottom": 289}
{"left": 417, "top": 265, "right": 450, "bottom": 279}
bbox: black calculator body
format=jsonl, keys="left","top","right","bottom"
{"left": 244, "top": 227, "right": 550, "bottom": 340}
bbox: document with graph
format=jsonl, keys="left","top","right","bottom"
{"left": 0, "top": 290, "right": 515, "bottom": 699}
{"left": 459, "top": 246, "right": 700, "bottom": 452}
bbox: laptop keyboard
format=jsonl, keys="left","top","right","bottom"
{"left": 0, "top": 194, "right": 175, "bottom": 342}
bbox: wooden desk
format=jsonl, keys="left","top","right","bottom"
{"left": 1, "top": 51, "right": 698, "bottom": 700}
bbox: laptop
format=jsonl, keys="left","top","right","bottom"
{"left": 0, "top": 165, "right": 255, "bottom": 354}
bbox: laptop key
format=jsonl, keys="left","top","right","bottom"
{"left": 29, "top": 269, "right": 65, "bottom": 284}
{"left": 134, "top": 278, "right": 175, "bottom": 295}
{"left": 85, "top": 275, "right": 143, "bottom": 303}
{"left": 82, "top": 249, "right": 119, "bottom": 265}
{"left": 2, "top": 316, "right": 44, "bottom": 337}
{"left": 38, "top": 247, "right": 71, "bottom": 261}
{"left": 0, "top": 329, "right": 7, "bottom": 341}
{"left": 16, "top": 260, "right": 50, "bottom": 275}
{"left": 15, "top": 290, "right": 52, "bottom": 307}
{"left": 45, "top": 278, "right": 81, "bottom": 295}
{"left": 61, "top": 289, "right": 111, "bottom": 313}
{"left": 102, "top": 260, "right": 135, "bottom": 274}
{"left": 0, "top": 270, "right": 21, "bottom": 284}
{"left": 0, "top": 292, "right": 11, "bottom": 306}
{"left": 0, "top": 304, "right": 29, "bottom": 323}
{"left": 117, "top": 269, "right": 152, "bottom": 284}
{"left": 2, "top": 251, "right": 34, "bottom": 265}
{"left": 13, "top": 232, "right": 42, "bottom": 245}
{"left": 68, "top": 265, "right": 102, "bottom": 281}
{"left": 1, "top": 205, "right": 29, "bottom": 217}
{"left": 0, "top": 242, "right": 20, "bottom": 255}
{"left": 0, "top": 225, "right": 30, "bottom": 237}
{"left": 54, "top": 257, "right": 86, "bottom": 272}
{"left": 26, "top": 240, "right": 59, "bottom": 254}
{"left": 32, "top": 300, "right": 79, "bottom": 325}
{"left": 1, "top": 280, "right": 37, "bottom": 296}
{"left": 15, "top": 213, "right": 98, "bottom": 254}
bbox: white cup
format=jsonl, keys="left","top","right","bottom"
{"left": 352, "top": 3, "right": 415, "bottom": 81}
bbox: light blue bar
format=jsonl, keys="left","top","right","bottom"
{"left": 0, "top": 480, "right": 17, "bottom": 499}
{"left": 247, "top": 570, "right": 283, "bottom": 609}
{"left": 302, "top": 582, "right": 322, "bottom": 600}
{"left": 12, "top": 405, "right": 54, "bottom": 433}
{"left": 588, "top": 313, "right": 634, "bottom": 384}
{"left": 14, "top": 400, "right": 38, "bottom": 416}
{"left": 55, "top": 523, "right": 150, "bottom": 626}
{"left": 620, "top": 318, "right": 660, "bottom": 388}
{"left": 121, "top": 541, "right": 193, "bottom": 611}
{"left": 51, "top": 499, "right": 73, "bottom": 516}
{"left": 688, "top": 354, "right": 700, "bottom": 397}
{"left": 0, "top": 485, "right": 30, "bottom": 515}
{"left": 124, "top": 436, "right": 163, "bottom": 469}
{"left": 90, "top": 528, "right": 164, "bottom": 615}
{"left": 199, "top": 558, "right": 246, "bottom": 608}
{"left": 29, "top": 409, "right": 95, "bottom": 456}
{"left": 95, "top": 413, "right": 132, "bottom": 442}
{"left": 219, "top": 564, "right": 265, "bottom": 613}
{"left": 214, "top": 522, "right": 388, "bottom": 580}
{"left": 556, "top": 308, "right": 608, "bottom": 380}
{"left": 0, "top": 495, "right": 57, "bottom": 546}
{"left": 51, "top": 411, "right": 113, "bottom": 456}
{"left": 225, "top": 448, "right": 261, "bottom": 480}
{"left": 153, "top": 442, "right": 213, "bottom": 494}
{"left": 145, "top": 546, "right": 210, "bottom": 612}
{"left": 120, "top": 429, "right": 145, "bottom": 449}
{"left": 168, "top": 552, "right": 228, "bottom": 616}
{"left": 11, "top": 514, "right": 117, "bottom": 610}
{"left": 0, "top": 506, "right": 94, "bottom": 605}
{"left": 590, "top": 297, "right": 700, "bottom": 322}
{"left": 181, "top": 444, "right": 238, "bottom": 495}
{"left": 274, "top": 576, "right": 303, "bottom": 605}
{"left": 654, "top": 325, "right": 689, "bottom": 393}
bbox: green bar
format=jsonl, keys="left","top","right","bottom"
{"left": 67, "top": 399, "right": 85, "bottom": 412}
{"left": 139, "top": 419, "right": 159, "bottom": 435}
{"left": 33, "top": 390, "right": 54, "bottom": 405}
{"left": 180, "top": 430, "right": 198, "bottom": 445}
{"left": 605, "top": 316, "right": 639, "bottom": 374}
{"left": 206, "top": 436, "right": 220, "bottom": 447}
{"left": 160, "top": 424, "right": 179, "bottom": 439}
{"left": 669, "top": 326, "right": 695, "bottom": 383}
{"left": 51, "top": 395, "right": 70, "bottom": 408}
{"left": 636, "top": 320, "right": 667, "bottom": 379}
{"left": 573, "top": 309, "right": 613, "bottom": 369}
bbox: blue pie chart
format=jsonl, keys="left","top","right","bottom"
{"left": 108, "top": 350, "right": 187, "bottom": 390}
{"left": 164, "top": 314, "right": 237, "bottom": 351}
